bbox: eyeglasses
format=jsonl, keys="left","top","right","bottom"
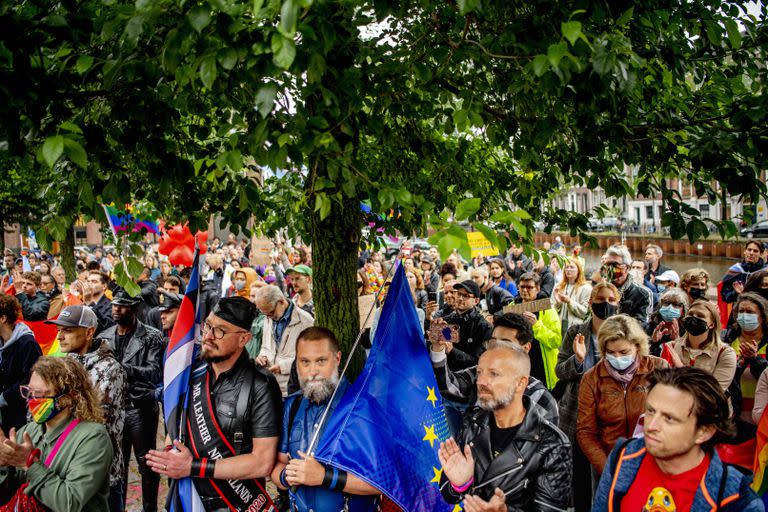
{"left": 518, "top": 285, "right": 537, "bottom": 290}
{"left": 660, "top": 301, "right": 684, "bottom": 308}
{"left": 20, "top": 386, "right": 60, "bottom": 400}
{"left": 603, "top": 262, "right": 626, "bottom": 269}
{"left": 202, "top": 321, "right": 247, "bottom": 340}
{"left": 455, "top": 293, "right": 474, "bottom": 300}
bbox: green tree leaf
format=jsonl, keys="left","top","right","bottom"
{"left": 455, "top": 198, "right": 482, "bottom": 220}
{"left": 75, "top": 55, "right": 94, "bottom": 74}
{"left": 271, "top": 34, "right": 296, "bottom": 69}
{"left": 63, "top": 138, "right": 88, "bottom": 168}
{"left": 217, "top": 48, "right": 238, "bottom": 70}
{"left": 199, "top": 56, "right": 217, "bottom": 89}
{"left": 561, "top": 21, "right": 582, "bottom": 46}
{"left": 532, "top": 55, "right": 550, "bottom": 76}
{"left": 280, "top": 0, "right": 299, "bottom": 36}
{"left": 615, "top": 7, "right": 633, "bottom": 26}
{"left": 725, "top": 19, "right": 742, "bottom": 49}
{"left": 187, "top": 6, "right": 211, "bottom": 33}
{"left": 547, "top": 42, "right": 569, "bottom": 67}
{"left": 41, "top": 136, "right": 64, "bottom": 167}
{"left": 457, "top": 0, "right": 480, "bottom": 15}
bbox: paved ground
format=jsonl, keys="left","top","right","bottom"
{"left": 124, "top": 418, "right": 278, "bottom": 511}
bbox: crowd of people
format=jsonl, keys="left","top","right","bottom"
{"left": 1, "top": 235, "right": 768, "bottom": 511}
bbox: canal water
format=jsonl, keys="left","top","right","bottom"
{"left": 580, "top": 248, "right": 737, "bottom": 282}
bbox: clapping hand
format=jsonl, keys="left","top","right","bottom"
{"left": 573, "top": 333, "right": 586, "bottom": 363}
{"left": 0, "top": 428, "right": 34, "bottom": 468}
{"left": 437, "top": 438, "right": 474, "bottom": 487}
{"left": 463, "top": 488, "right": 507, "bottom": 512}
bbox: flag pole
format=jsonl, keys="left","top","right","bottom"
{"left": 176, "top": 236, "right": 201, "bottom": 445}
{"left": 306, "top": 238, "right": 406, "bottom": 456}
{"left": 102, "top": 204, "right": 133, "bottom": 286}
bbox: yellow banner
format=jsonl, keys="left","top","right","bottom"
{"left": 467, "top": 231, "right": 498, "bottom": 258}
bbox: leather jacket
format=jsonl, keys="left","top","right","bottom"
{"left": 440, "top": 397, "right": 572, "bottom": 511}
{"left": 616, "top": 277, "right": 653, "bottom": 329}
{"left": 203, "top": 351, "right": 283, "bottom": 455}
{"left": 96, "top": 321, "right": 164, "bottom": 403}
{"left": 443, "top": 307, "right": 494, "bottom": 371}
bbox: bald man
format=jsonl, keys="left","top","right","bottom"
{"left": 437, "top": 341, "right": 572, "bottom": 511}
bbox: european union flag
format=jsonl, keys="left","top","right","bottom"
{"left": 314, "top": 263, "right": 455, "bottom": 512}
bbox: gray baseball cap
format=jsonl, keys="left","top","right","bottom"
{"left": 45, "top": 305, "right": 98, "bottom": 328}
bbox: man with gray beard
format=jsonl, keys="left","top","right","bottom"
{"left": 271, "top": 327, "right": 380, "bottom": 512}
{"left": 438, "top": 341, "right": 572, "bottom": 511}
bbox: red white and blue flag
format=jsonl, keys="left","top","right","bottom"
{"left": 164, "top": 243, "right": 205, "bottom": 511}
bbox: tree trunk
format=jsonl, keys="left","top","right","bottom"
{"left": 60, "top": 223, "right": 77, "bottom": 282}
{"left": 309, "top": 187, "right": 364, "bottom": 378}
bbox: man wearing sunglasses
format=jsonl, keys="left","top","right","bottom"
{"left": 146, "top": 296, "right": 282, "bottom": 512}
{"left": 602, "top": 245, "right": 653, "bottom": 330}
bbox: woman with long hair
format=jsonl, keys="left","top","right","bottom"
{"left": 666, "top": 300, "right": 736, "bottom": 393}
{"left": 552, "top": 257, "right": 592, "bottom": 333}
{"left": 721, "top": 240, "right": 767, "bottom": 303}
{"left": 0, "top": 357, "right": 112, "bottom": 510}
{"left": 555, "top": 281, "right": 620, "bottom": 510}
{"left": 727, "top": 292, "right": 768, "bottom": 424}
{"left": 487, "top": 258, "right": 518, "bottom": 297}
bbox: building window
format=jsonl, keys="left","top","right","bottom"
{"left": 645, "top": 205, "right": 654, "bottom": 221}
{"left": 74, "top": 228, "right": 87, "bottom": 245}
{"left": 700, "top": 204, "right": 710, "bottom": 216}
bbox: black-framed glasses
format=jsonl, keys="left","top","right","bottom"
{"left": 202, "top": 321, "right": 247, "bottom": 340}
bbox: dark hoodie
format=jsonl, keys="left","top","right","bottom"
{"left": 0, "top": 323, "right": 42, "bottom": 431}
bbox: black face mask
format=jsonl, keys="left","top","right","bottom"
{"left": 689, "top": 287, "right": 706, "bottom": 300}
{"left": 682, "top": 316, "right": 709, "bottom": 336}
{"left": 592, "top": 302, "right": 618, "bottom": 320}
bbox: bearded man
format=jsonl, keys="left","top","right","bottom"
{"left": 270, "top": 326, "right": 381, "bottom": 512}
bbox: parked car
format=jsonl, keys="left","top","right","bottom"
{"left": 741, "top": 220, "right": 768, "bottom": 238}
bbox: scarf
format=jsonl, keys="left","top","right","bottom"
{"left": 603, "top": 356, "right": 639, "bottom": 389}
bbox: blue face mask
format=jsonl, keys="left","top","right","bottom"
{"left": 656, "top": 284, "right": 666, "bottom": 293}
{"left": 659, "top": 305, "right": 681, "bottom": 322}
{"left": 738, "top": 313, "right": 760, "bottom": 332}
{"left": 606, "top": 354, "right": 635, "bottom": 371}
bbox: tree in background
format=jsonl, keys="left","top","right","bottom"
{"left": 1, "top": 0, "right": 766, "bottom": 366}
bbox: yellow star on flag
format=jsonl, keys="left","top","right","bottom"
{"left": 452, "top": 504, "right": 463, "bottom": 512}
{"left": 422, "top": 424, "right": 438, "bottom": 448}
{"left": 426, "top": 386, "right": 438, "bottom": 408}
{"left": 430, "top": 466, "right": 442, "bottom": 484}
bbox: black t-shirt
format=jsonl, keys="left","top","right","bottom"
{"left": 114, "top": 329, "right": 134, "bottom": 360}
{"left": 490, "top": 418, "right": 521, "bottom": 458}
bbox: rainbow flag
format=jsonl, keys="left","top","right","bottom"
{"left": 22, "top": 320, "right": 63, "bottom": 357}
{"left": 103, "top": 204, "right": 160, "bottom": 235}
{"left": 752, "top": 408, "right": 768, "bottom": 506}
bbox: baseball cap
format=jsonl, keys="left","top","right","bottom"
{"left": 158, "top": 292, "right": 184, "bottom": 312}
{"left": 656, "top": 270, "right": 680, "bottom": 285}
{"left": 285, "top": 264, "right": 313, "bottom": 277}
{"left": 454, "top": 280, "right": 482, "bottom": 299}
{"left": 45, "top": 306, "right": 98, "bottom": 328}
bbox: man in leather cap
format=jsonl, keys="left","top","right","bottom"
{"left": 95, "top": 288, "right": 164, "bottom": 512}
{"left": 438, "top": 340, "right": 571, "bottom": 511}
{"left": 146, "top": 296, "right": 282, "bottom": 512}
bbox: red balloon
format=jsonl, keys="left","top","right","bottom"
{"left": 158, "top": 222, "right": 208, "bottom": 267}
